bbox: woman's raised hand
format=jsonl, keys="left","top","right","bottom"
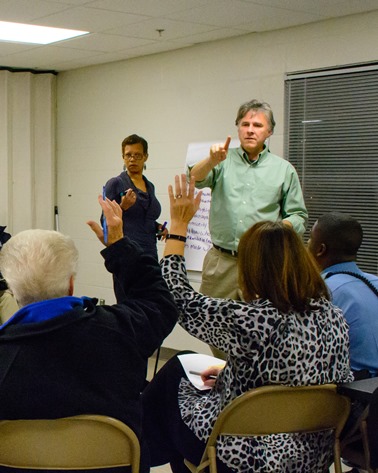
{"left": 168, "top": 174, "right": 202, "bottom": 227}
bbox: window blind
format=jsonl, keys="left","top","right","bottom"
{"left": 284, "top": 65, "right": 378, "bottom": 274}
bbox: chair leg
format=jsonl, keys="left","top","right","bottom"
{"left": 153, "top": 346, "right": 161, "bottom": 376}
{"left": 333, "top": 440, "right": 342, "bottom": 473}
{"left": 359, "top": 420, "right": 372, "bottom": 473}
{"left": 207, "top": 446, "right": 217, "bottom": 473}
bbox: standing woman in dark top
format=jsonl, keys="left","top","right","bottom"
{"left": 103, "top": 134, "right": 167, "bottom": 260}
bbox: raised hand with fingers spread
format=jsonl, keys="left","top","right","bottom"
{"left": 87, "top": 195, "right": 123, "bottom": 246}
{"left": 164, "top": 174, "right": 202, "bottom": 257}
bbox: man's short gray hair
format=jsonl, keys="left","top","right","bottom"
{"left": 235, "top": 99, "right": 276, "bottom": 132}
{"left": 0, "top": 229, "right": 78, "bottom": 307}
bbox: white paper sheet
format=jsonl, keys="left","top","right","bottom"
{"left": 184, "top": 139, "right": 240, "bottom": 271}
{"left": 177, "top": 353, "right": 226, "bottom": 390}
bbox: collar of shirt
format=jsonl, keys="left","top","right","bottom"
{"left": 238, "top": 144, "right": 269, "bottom": 165}
{"left": 321, "top": 261, "right": 360, "bottom": 278}
{"left": 0, "top": 296, "right": 86, "bottom": 330}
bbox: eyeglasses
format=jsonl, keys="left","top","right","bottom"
{"left": 123, "top": 153, "right": 144, "bottom": 161}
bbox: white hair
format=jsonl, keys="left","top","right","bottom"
{"left": 0, "top": 229, "right": 78, "bottom": 307}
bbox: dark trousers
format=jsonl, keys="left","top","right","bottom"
{"left": 141, "top": 352, "right": 233, "bottom": 473}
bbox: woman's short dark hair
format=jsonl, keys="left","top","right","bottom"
{"left": 121, "top": 134, "right": 148, "bottom": 155}
{"left": 238, "top": 221, "right": 329, "bottom": 313}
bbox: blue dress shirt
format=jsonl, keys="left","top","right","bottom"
{"left": 323, "top": 261, "right": 378, "bottom": 376}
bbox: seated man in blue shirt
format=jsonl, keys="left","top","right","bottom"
{"left": 308, "top": 212, "right": 378, "bottom": 378}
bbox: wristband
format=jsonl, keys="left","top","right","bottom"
{"left": 166, "top": 234, "right": 187, "bottom": 243}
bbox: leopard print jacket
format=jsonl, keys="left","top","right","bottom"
{"left": 161, "top": 255, "right": 353, "bottom": 472}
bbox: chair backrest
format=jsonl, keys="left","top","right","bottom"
{"left": 0, "top": 414, "right": 140, "bottom": 472}
{"left": 201, "top": 384, "right": 350, "bottom": 473}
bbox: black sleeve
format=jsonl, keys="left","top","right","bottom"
{"left": 101, "top": 237, "right": 178, "bottom": 354}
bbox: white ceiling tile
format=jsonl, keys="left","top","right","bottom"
{"left": 107, "top": 17, "right": 220, "bottom": 41}
{"left": 166, "top": 0, "right": 322, "bottom": 28}
{"left": 57, "top": 33, "right": 152, "bottom": 52}
{"left": 29, "top": 6, "right": 149, "bottom": 32}
{"left": 0, "top": 0, "right": 376, "bottom": 71}
{"left": 0, "top": 40, "right": 38, "bottom": 56}
{"left": 45, "top": 0, "right": 89, "bottom": 4}
{"left": 114, "top": 40, "right": 194, "bottom": 59}
{"left": 88, "top": 0, "right": 213, "bottom": 16}
{"left": 0, "top": 45, "right": 96, "bottom": 70}
{"left": 49, "top": 40, "right": 193, "bottom": 71}
{"left": 169, "top": 27, "right": 250, "bottom": 44}
{"left": 243, "top": 0, "right": 378, "bottom": 17}
{"left": 0, "top": 0, "right": 70, "bottom": 22}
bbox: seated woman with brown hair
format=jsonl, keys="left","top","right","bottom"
{"left": 142, "top": 175, "right": 353, "bottom": 473}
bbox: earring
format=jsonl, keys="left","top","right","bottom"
{"left": 144, "top": 164, "right": 147, "bottom": 170}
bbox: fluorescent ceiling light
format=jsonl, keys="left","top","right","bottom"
{"left": 0, "top": 21, "right": 89, "bottom": 45}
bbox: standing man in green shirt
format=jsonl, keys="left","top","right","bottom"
{"left": 189, "top": 99, "right": 308, "bottom": 301}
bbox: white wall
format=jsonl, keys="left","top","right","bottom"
{"left": 56, "top": 10, "right": 378, "bottom": 351}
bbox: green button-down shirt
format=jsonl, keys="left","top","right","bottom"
{"left": 192, "top": 146, "right": 308, "bottom": 252}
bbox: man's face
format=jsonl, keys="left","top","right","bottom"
{"left": 307, "top": 220, "right": 321, "bottom": 258}
{"left": 237, "top": 110, "right": 272, "bottom": 157}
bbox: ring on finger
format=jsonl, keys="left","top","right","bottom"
{"left": 175, "top": 194, "right": 183, "bottom": 199}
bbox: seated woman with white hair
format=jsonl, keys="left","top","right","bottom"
{"left": 0, "top": 196, "right": 178, "bottom": 473}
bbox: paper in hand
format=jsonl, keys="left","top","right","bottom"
{"left": 178, "top": 353, "right": 225, "bottom": 390}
